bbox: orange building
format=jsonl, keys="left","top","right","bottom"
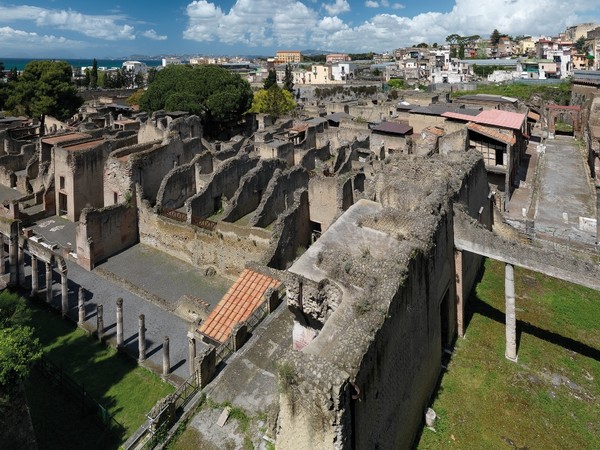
{"left": 275, "top": 50, "right": 302, "bottom": 64}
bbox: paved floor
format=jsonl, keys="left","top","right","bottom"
{"left": 533, "top": 135, "right": 596, "bottom": 245}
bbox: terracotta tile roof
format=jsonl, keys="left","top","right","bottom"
{"left": 61, "top": 138, "right": 105, "bottom": 151}
{"left": 443, "top": 110, "right": 525, "bottom": 131}
{"left": 467, "top": 122, "right": 516, "bottom": 145}
{"left": 527, "top": 111, "right": 541, "bottom": 121}
{"left": 423, "top": 126, "right": 445, "bottom": 136}
{"left": 290, "top": 123, "right": 309, "bottom": 133}
{"left": 198, "top": 269, "right": 281, "bottom": 344}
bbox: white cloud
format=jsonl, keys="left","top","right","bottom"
{"left": 0, "top": 26, "right": 84, "bottom": 51}
{"left": 184, "top": 0, "right": 600, "bottom": 53}
{"left": 141, "top": 29, "right": 167, "bottom": 40}
{"left": 323, "top": 0, "right": 350, "bottom": 15}
{"left": 0, "top": 5, "right": 136, "bottom": 40}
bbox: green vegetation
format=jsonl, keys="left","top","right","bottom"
{"left": 23, "top": 298, "right": 174, "bottom": 446}
{"left": 417, "top": 259, "right": 600, "bottom": 449}
{"left": 249, "top": 85, "right": 296, "bottom": 118}
{"left": 555, "top": 121, "right": 574, "bottom": 133}
{"left": 314, "top": 85, "right": 377, "bottom": 99}
{"left": 472, "top": 64, "right": 514, "bottom": 78}
{"left": 4, "top": 60, "right": 83, "bottom": 135}
{"left": 140, "top": 64, "right": 253, "bottom": 137}
{"left": 388, "top": 79, "right": 406, "bottom": 90}
{"left": 451, "top": 80, "right": 572, "bottom": 104}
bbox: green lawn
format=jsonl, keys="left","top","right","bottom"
{"left": 24, "top": 299, "right": 175, "bottom": 449}
{"left": 418, "top": 258, "right": 600, "bottom": 450}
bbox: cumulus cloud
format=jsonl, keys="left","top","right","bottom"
{"left": 323, "top": 0, "right": 351, "bottom": 15}
{"left": 141, "top": 29, "right": 167, "bottom": 40}
{"left": 0, "top": 26, "right": 84, "bottom": 51}
{"left": 184, "top": 0, "right": 599, "bottom": 53}
{"left": 0, "top": 4, "right": 136, "bottom": 40}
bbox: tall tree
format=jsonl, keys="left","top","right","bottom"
{"left": 5, "top": 60, "right": 83, "bottom": 136}
{"left": 575, "top": 36, "right": 587, "bottom": 53}
{"left": 490, "top": 29, "right": 501, "bottom": 46}
{"left": 140, "top": 64, "right": 253, "bottom": 137}
{"left": 90, "top": 58, "right": 98, "bottom": 89}
{"left": 263, "top": 69, "right": 277, "bottom": 90}
{"left": 283, "top": 64, "right": 294, "bottom": 93}
{"left": 249, "top": 85, "right": 296, "bottom": 119}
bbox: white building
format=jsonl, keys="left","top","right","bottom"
{"left": 162, "top": 57, "right": 182, "bottom": 67}
{"left": 122, "top": 61, "right": 148, "bottom": 76}
{"left": 331, "top": 62, "right": 357, "bottom": 81}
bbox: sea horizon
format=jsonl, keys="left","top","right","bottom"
{"left": 0, "top": 57, "right": 164, "bottom": 72}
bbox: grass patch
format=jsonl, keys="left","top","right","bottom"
{"left": 417, "top": 258, "right": 600, "bottom": 449}
{"left": 23, "top": 299, "right": 174, "bottom": 447}
{"left": 451, "top": 80, "right": 572, "bottom": 104}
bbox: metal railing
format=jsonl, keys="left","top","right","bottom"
{"left": 161, "top": 209, "right": 217, "bottom": 231}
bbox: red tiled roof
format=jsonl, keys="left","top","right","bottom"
{"left": 527, "top": 111, "right": 541, "bottom": 121}
{"left": 442, "top": 110, "right": 525, "bottom": 130}
{"left": 61, "top": 138, "right": 105, "bottom": 151}
{"left": 467, "top": 122, "right": 516, "bottom": 145}
{"left": 198, "top": 269, "right": 281, "bottom": 344}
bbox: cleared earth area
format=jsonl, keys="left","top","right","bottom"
{"left": 418, "top": 258, "right": 600, "bottom": 450}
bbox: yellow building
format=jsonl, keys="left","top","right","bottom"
{"left": 275, "top": 50, "right": 302, "bottom": 64}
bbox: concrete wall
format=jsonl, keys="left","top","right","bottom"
{"left": 76, "top": 200, "right": 138, "bottom": 270}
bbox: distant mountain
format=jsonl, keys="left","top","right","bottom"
{"left": 301, "top": 49, "right": 334, "bottom": 56}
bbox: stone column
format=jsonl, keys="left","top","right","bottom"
{"left": 8, "top": 235, "right": 17, "bottom": 287}
{"left": 454, "top": 249, "right": 464, "bottom": 338}
{"left": 187, "top": 332, "right": 196, "bottom": 376}
{"left": 61, "top": 271, "right": 68, "bottom": 317}
{"left": 0, "top": 235, "right": 5, "bottom": 275}
{"left": 45, "top": 262, "right": 53, "bottom": 304}
{"left": 97, "top": 304, "right": 104, "bottom": 342}
{"left": 505, "top": 263, "right": 517, "bottom": 362}
{"left": 138, "top": 314, "right": 146, "bottom": 363}
{"left": 78, "top": 288, "right": 85, "bottom": 325}
{"left": 31, "top": 256, "right": 38, "bottom": 297}
{"left": 116, "top": 298, "right": 124, "bottom": 348}
{"left": 162, "top": 336, "right": 170, "bottom": 376}
{"left": 17, "top": 240, "right": 25, "bottom": 286}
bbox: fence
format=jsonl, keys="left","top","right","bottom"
{"left": 36, "top": 355, "right": 124, "bottom": 433}
{"left": 161, "top": 208, "right": 217, "bottom": 232}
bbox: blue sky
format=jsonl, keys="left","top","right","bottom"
{"left": 1, "top": 1, "right": 599, "bottom": 58}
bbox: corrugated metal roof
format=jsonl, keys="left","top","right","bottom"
{"left": 198, "top": 269, "right": 281, "bottom": 344}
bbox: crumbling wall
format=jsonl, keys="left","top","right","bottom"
{"left": 155, "top": 152, "right": 211, "bottom": 210}
{"left": 439, "top": 127, "right": 469, "bottom": 155}
{"left": 308, "top": 176, "right": 353, "bottom": 232}
{"left": 75, "top": 200, "right": 138, "bottom": 270}
{"left": 0, "top": 143, "right": 35, "bottom": 189}
{"left": 138, "top": 114, "right": 202, "bottom": 144}
{"left": 251, "top": 166, "right": 309, "bottom": 228}
{"left": 188, "top": 154, "right": 260, "bottom": 219}
{"left": 265, "top": 189, "right": 311, "bottom": 270}
{"left": 222, "top": 159, "right": 287, "bottom": 223}
{"left": 138, "top": 198, "right": 271, "bottom": 276}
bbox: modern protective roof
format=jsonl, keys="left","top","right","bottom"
{"left": 467, "top": 123, "right": 516, "bottom": 145}
{"left": 442, "top": 109, "right": 525, "bottom": 130}
{"left": 371, "top": 121, "right": 413, "bottom": 135}
{"left": 41, "top": 132, "right": 91, "bottom": 145}
{"left": 198, "top": 269, "right": 281, "bottom": 344}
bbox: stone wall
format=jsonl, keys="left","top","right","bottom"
{"left": 138, "top": 198, "right": 271, "bottom": 277}
{"left": 251, "top": 166, "right": 309, "bottom": 228}
{"left": 155, "top": 152, "right": 212, "bottom": 210}
{"left": 76, "top": 200, "right": 138, "bottom": 270}
{"left": 188, "top": 154, "right": 260, "bottom": 219}
{"left": 138, "top": 114, "right": 202, "bottom": 144}
{"left": 308, "top": 176, "right": 353, "bottom": 232}
{"left": 222, "top": 159, "right": 287, "bottom": 223}
{"left": 265, "top": 189, "right": 311, "bottom": 269}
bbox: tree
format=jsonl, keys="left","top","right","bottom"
{"left": 90, "top": 58, "right": 98, "bottom": 89}
{"left": 388, "top": 79, "right": 405, "bottom": 89}
{"left": 147, "top": 67, "right": 158, "bottom": 85}
{"left": 249, "top": 85, "right": 296, "bottom": 119}
{"left": 283, "top": 64, "right": 294, "bottom": 93}
{"left": 445, "top": 34, "right": 461, "bottom": 46}
{"left": 0, "top": 291, "right": 42, "bottom": 392}
{"left": 575, "top": 36, "right": 587, "bottom": 53}
{"left": 491, "top": 29, "right": 501, "bottom": 46}
{"left": 416, "top": 42, "right": 429, "bottom": 48}
{"left": 139, "top": 64, "right": 253, "bottom": 136}
{"left": 458, "top": 43, "right": 466, "bottom": 59}
{"left": 264, "top": 69, "right": 277, "bottom": 90}
{"left": 5, "top": 60, "right": 83, "bottom": 136}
